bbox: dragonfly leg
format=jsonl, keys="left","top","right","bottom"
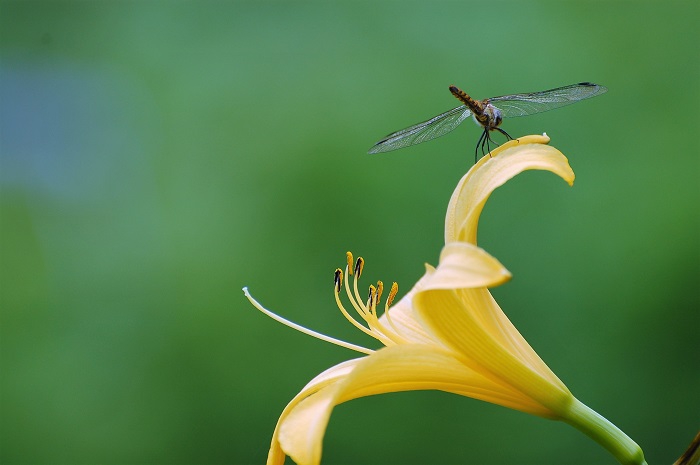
{"left": 474, "top": 129, "right": 487, "bottom": 163}
{"left": 495, "top": 127, "right": 514, "bottom": 141}
{"left": 478, "top": 129, "right": 497, "bottom": 159}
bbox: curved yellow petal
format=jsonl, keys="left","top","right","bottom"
{"left": 426, "top": 241, "right": 512, "bottom": 290}
{"left": 377, "top": 242, "right": 510, "bottom": 346}
{"left": 454, "top": 287, "right": 566, "bottom": 388}
{"left": 445, "top": 135, "right": 575, "bottom": 244}
{"left": 414, "top": 287, "right": 572, "bottom": 415}
{"left": 279, "top": 386, "right": 335, "bottom": 465}
{"left": 278, "top": 344, "right": 552, "bottom": 465}
{"left": 267, "top": 358, "right": 363, "bottom": 465}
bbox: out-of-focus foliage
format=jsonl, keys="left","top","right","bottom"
{"left": 1, "top": 2, "right": 698, "bottom": 464}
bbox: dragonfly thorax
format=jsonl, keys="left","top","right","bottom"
{"left": 472, "top": 102, "right": 503, "bottom": 130}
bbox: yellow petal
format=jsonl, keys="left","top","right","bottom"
{"left": 278, "top": 385, "right": 336, "bottom": 465}
{"left": 378, "top": 242, "right": 510, "bottom": 346}
{"left": 445, "top": 135, "right": 575, "bottom": 244}
{"left": 267, "top": 358, "right": 363, "bottom": 465}
{"left": 426, "top": 241, "right": 512, "bottom": 290}
{"left": 278, "top": 344, "right": 552, "bottom": 465}
{"left": 415, "top": 287, "right": 572, "bottom": 415}
{"left": 453, "top": 288, "right": 566, "bottom": 388}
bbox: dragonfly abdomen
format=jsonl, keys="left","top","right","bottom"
{"left": 449, "top": 86, "right": 482, "bottom": 113}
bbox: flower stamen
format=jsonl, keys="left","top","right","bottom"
{"left": 367, "top": 285, "right": 377, "bottom": 314}
{"left": 352, "top": 264, "right": 368, "bottom": 317}
{"left": 334, "top": 263, "right": 399, "bottom": 348}
{"left": 362, "top": 283, "right": 405, "bottom": 346}
{"left": 354, "top": 257, "right": 365, "bottom": 278}
{"left": 334, "top": 253, "right": 412, "bottom": 347}
{"left": 386, "top": 282, "right": 399, "bottom": 309}
{"left": 344, "top": 262, "right": 368, "bottom": 318}
{"left": 335, "top": 267, "right": 376, "bottom": 338}
{"left": 382, "top": 282, "right": 406, "bottom": 338}
{"left": 334, "top": 268, "right": 343, "bottom": 293}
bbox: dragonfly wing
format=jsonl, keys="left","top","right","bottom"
{"left": 489, "top": 82, "right": 607, "bottom": 118}
{"left": 368, "top": 105, "right": 471, "bottom": 154}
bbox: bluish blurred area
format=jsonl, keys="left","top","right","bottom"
{"left": 1, "top": 2, "right": 698, "bottom": 464}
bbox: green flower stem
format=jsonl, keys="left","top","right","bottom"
{"left": 562, "top": 398, "right": 647, "bottom": 465}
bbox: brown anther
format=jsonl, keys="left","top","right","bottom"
{"left": 376, "top": 280, "right": 384, "bottom": 304}
{"left": 386, "top": 282, "right": 399, "bottom": 308}
{"left": 355, "top": 257, "right": 365, "bottom": 278}
{"left": 367, "top": 284, "right": 376, "bottom": 305}
{"left": 334, "top": 268, "right": 343, "bottom": 293}
{"left": 346, "top": 252, "right": 354, "bottom": 276}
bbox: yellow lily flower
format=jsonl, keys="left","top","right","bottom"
{"left": 244, "top": 135, "right": 646, "bottom": 465}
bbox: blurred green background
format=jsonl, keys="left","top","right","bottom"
{"left": 1, "top": 2, "right": 698, "bottom": 464}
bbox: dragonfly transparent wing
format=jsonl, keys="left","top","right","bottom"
{"left": 489, "top": 82, "right": 607, "bottom": 118}
{"left": 368, "top": 105, "right": 472, "bottom": 154}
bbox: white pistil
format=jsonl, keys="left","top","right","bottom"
{"left": 243, "top": 287, "right": 374, "bottom": 355}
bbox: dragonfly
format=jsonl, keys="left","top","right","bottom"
{"left": 368, "top": 82, "right": 607, "bottom": 162}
